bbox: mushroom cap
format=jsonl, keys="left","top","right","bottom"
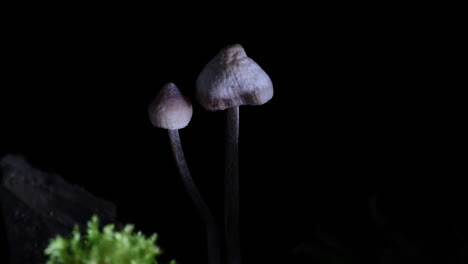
{"left": 196, "top": 44, "right": 273, "bottom": 111}
{"left": 148, "top": 82, "right": 193, "bottom": 130}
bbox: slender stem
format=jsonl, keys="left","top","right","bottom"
{"left": 168, "top": 129, "right": 220, "bottom": 264}
{"left": 225, "top": 107, "right": 240, "bottom": 264}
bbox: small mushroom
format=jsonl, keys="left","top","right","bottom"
{"left": 196, "top": 44, "right": 273, "bottom": 264}
{"left": 148, "top": 82, "right": 193, "bottom": 130}
{"left": 196, "top": 44, "right": 273, "bottom": 111}
{"left": 149, "top": 82, "right": 220, "bottom": 264}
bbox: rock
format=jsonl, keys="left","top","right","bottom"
{"left": 0, "top": 155, "right": 117, "bottom": 264}
{"left": 0, "top": 188, "right": 9, "bottom": 263}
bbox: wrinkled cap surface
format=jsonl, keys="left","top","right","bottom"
{"left": 148, "top": 82, "right": 193, "bottom": 129}
{"left": 196, "top": 44, "right": 273, "bottom": 111}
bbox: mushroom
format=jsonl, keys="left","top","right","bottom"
{"left": 148, "top": 82, "right": 220, "bottom": 264}
{"left": 196, "top": 44, "right": 273, "bottom": 264}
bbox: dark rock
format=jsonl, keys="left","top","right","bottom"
{"left": 0, "top": 155, "right": 117, "bottom": 264}
{"left": 0, "top": 189, "right": 9, "bottom": 263}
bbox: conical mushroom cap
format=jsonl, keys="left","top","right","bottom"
{"left": 148, "top": 82, "right": 193, "bottom": 129}
{"left": 196, "top": 44, "right": 273, "bottom": 111}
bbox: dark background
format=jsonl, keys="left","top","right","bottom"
{"left": 1, "top": 7, "right": 464, "bottom": 263}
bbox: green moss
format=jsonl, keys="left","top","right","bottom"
{"left": 45, "top": 216, "right": 175, "bottom": 264}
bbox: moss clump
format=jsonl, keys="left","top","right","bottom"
{"left": 45, "top": 216, "right": 175, "bottom": 264}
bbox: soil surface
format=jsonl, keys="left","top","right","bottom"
{"left": 0, "top": 155, "right": 117, "bottom": 264}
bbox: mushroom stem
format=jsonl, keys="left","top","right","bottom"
{"left": 225, "top": 106, "right": 240, "bottom": 264}
{"left": 167, "top": 129, "right": 221, "bottom": 264}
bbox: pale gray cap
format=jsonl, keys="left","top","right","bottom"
{"left": 196, "top": 44, "right": 273, "bottom": 111}
{"left": 148, "top": 82, "right": 193, "bottom": 130}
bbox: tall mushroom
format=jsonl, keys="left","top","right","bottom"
{"left": 196, "top": 44, "right": 273, "bottom": 264}
{"left": 148, "top": 82, "right": 220, "bottom": 264}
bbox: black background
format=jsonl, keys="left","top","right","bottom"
{"left": 0, "top": 6, "right": 464, "bottom": 264}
